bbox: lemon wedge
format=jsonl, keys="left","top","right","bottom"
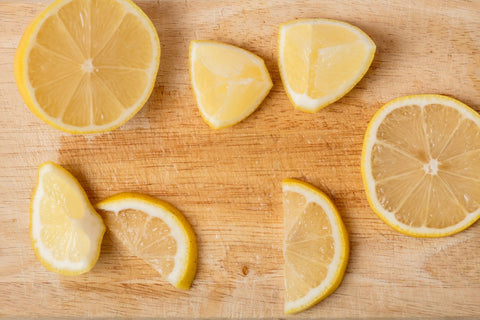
{"left": 30, "top": 161, "right": 105, "bottom": 275}
{"left": 278, "top": 19, "right": 375, "bottom": 112}
{"left": 189, "top": 40, "right": 273, "bottom": 129}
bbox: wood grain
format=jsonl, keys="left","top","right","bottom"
{"left": 1, "top": 0, "right": 480, "bottom": 318}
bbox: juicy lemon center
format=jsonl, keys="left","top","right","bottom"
{"left": 81, "top": 58, "right": 95, "bottom": 73}
{"left": 423, "top": 158, "right": 439, "bottom": 175}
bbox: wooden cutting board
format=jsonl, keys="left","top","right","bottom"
{"left": 1, "top": 0, "right": 480, "bottom": 318}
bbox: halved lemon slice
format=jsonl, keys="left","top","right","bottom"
{"left": 278, "top": 19, "right": 375, "bottom": 112}
{"left": 14, "top": 0, "right": 160, "bottom": 133}
{"left": 96, "top": 193, "right": 197, "bottom": 289}
{"left": 283, "top": 179, "right": 349, "bottom": 314}
{"left": 362, "top": 94, "right": 480, "bottom": 237}
{"left": 30, "top": 161, "right": 105, "bottom": 275}
{"left": 189, "top": 40, "right": 273, "bottom": 129}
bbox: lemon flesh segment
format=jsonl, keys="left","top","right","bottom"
{"left": 278, "top": 19, "right": 375, "bottom": 112}
{"left": 96, "top": 193, "right": 197, "bottom": 289}
{"left": 14, "top": 0, "right": 160, "bottom": 134}
{"left": 30, "top": 161, "right": 105, "bottom": 275}
{"left": 189, "top": 41, "right": 273, "bottom": 129}
{"left": 283, "top": 179, "right": 349, "bottom": 314}
{"left": 362, "top": 94, "right": 480, "bottom": 237}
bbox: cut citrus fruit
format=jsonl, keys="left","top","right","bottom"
{"left": 278, "top": 19, "right": 375, "bottom": 112}
{"left": 362, "top": 94, "right": 480, "bottom": 237}
{"left": 189, "top": 40, "right": 273, "bottom": 129}
{"left": 96, "top": 193, "right": 197, "bottom": 289}
{"left": 283, "top": 178, "right": 349, "bottom": 314}
{"left": 14, "top": 0, "right": 160, "bottom": 133}
{"left": 30, "top": 161, "right": 105, "bottom": 275}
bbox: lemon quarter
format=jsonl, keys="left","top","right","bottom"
{"left": 278, "top": 19, "right": 375, "bottom": 112}
{"left": 189, "top": 40, "right": 273, "bottom": 129}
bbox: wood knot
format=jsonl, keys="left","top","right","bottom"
{"left": 242, "top": 265, "right": 249, "bottom": 276}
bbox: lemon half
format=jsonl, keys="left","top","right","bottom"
{"left": 14, "top": 0, "right": 160, "bottom": 133}
{"left": 362, "top": 94, "right": 480, "bottom": 237}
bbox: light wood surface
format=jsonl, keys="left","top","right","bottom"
{"left": 1, "top": 0, "right": 480, "bottom": 318}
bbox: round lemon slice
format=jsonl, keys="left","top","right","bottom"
{"left": 30, "top": 161, "right": 105, "bottom": 275}
{"left": 14, "top": 0, "right": 160, "bottom": 133}
{"left": 96, "top": 193, "right": 197, "bottom": 289}
{"left": 283, "top": 179, "right": 349, "bottom": 314}
{"left": 362, "top": 94, "right": 480, "bottom": 237}
{"left": 278, "top": 19, "right": 375, "bottom": 112}
{"left": 189, "top": 40, "right": 273, "bottom": 129}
